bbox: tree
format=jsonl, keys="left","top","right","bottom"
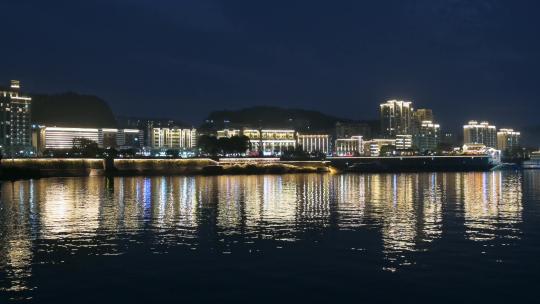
{"left": 197, "top": 135, "right": 219, "bottom": 156}
{"left": 72, "top": 137, "right": 99, "bottom": 157}
{"left": 379, "top": 145, "right": 396, "bottom": 156}
{"left": 166, "top": 149, "right": 180, "bottom": 157}
{"left": 229, "top": 135, "right": 251, "bottom": 154}
{"left": 436, "top": 142, "right": 454, "bottom": 155}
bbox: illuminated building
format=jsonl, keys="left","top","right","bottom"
{"left": 100, "top": 128, "right": 118, "bottom": 148}
{"left": 497, "top": 129, "right": 520, "bottom": 152}
{"left": 395, "top": 134, "right": 413, "bottom": 150}
{"left": 363, "top": 139, "right": 395, "bottom": 156}
{"left": 297, "top": 134, "right": 330, "bottom": 154}
{"left": 242, "top": 129, "right": 296, "bottom": 156}
{"left": 117, "top": 129, "right": 143, "bottom": 149}
{"left": 380, "top": 100, "right": 413, "bottom": 137}
{"left": 411, "top": 108, "right": 433, "bottom": 136}
{"left": 33, "top": 127, "right": 143, "bottom": 151}
{"left": 99, "top": 128, "right": 143, "bottom": 149}
{"left": 414, "top": 121, "right": 440, "bottom": 152}
{"left": 462, "top": 143, "right": 487, "bottom": 154}
{"left": 151, "top": 127, "right": 197, "bottom": 149}
{"left": 41, "top": 127, "right": 99, "bottom": 149}
{"left": 463, "top": 120, "right": 497, "bottom": 148}
{"left": 413, "top": 109, "right": 433, "bottom": 123}
{"left": 0, "top": 80, "right": 32, "bottom": 155}
{"left": 335, "top": 136, "right": 363, "bottom": 156}
{"left": 116, "top": 116, "right": 183, "bottom": 147}
{"left": 216, "top": 129, "right": 241, "bottom": 139}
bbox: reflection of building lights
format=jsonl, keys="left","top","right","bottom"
{"left": 0, "top": 171, "right": 527, "bottom": 282}
{"left": 462, "top": 172, "right": 522, "bottom": 241}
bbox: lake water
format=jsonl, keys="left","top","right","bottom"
{"left": 1, "top": 172, "right": 539, "bottom": 303}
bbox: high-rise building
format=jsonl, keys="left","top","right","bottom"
{"left": 151, "top": 128, "right": 197, "bottom": 149}
{"left": 0, "top": 80, "right": 32, "bottom": 155}
{"left": 497, "top": 129, "right": 520, "bottom": 152}
{"left": 414, "top": 121, "right": 440, "bottom": 152}
{"left": 463, "top": 120, "right": 497, "bottom": 148}
{"left": 297, "top": 134, "right": 330, "bottom": 154}
{"left": 411, "top": 108, "right": 433, "bottom": 135}
{"left": 380, "top": 100, "right": 413, "bottom": 138}
{"left": 414, "top": 109, "right": 433, "bottom": 123}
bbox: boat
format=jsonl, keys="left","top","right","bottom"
{"left": 522, "top": 151, "right": 540, "bottom": 169}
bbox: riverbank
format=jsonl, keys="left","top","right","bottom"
{"left": 0, "top": 155, "right": 496, "bottom": 180}
{"left": 0, "top": 158, "right": 330, "bottom": 180}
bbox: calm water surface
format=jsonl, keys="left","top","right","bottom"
{"left": 1, "top": 172, "right": 539, "bottom": 303}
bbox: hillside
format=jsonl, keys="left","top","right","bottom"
{"left": 204, "top": 106, "right": 364, "bottom": 132}
{"left": 31, "top": 92, "right": 117, "bottom": 128}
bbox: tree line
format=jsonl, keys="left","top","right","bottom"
{"left": 197, "top": 135, "right": 251, "bottom": 156}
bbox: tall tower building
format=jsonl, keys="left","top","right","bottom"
{"left": 380, "top": 100, "right": 413, "bottom": 138}
{"left": 463, "top": 120, "right": 497, "bottom": 148}
{"left": 414, "top": 109, "right": 433, "bottom": 123}
{"left": 0, "top": 80, "right": 32, "bottom": 156}
{"left": 414, "top": 121, "right": 440, "bottom": 152}
{"left": 497, "top": 129, "right": 520, "bottom": 152}
{"left": 411, "top": 108, "right": 434, "bottom": 137}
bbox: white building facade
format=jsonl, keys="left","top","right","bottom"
{"left": 335, "top": 136, "right": 363, "bottom": 156}
{"left": 151, "top": 127, "right": 197, "bottom": 149}
{"left": 297, "top": 134, "right": 329, "bottom": 154}
{"left": 463, "top": 121, "right": 497, "bottom": 148}
{"left": 497, "top": 128, "right": 520, "bottom": 152}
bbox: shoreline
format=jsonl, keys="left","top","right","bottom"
{"left": 0, "top": 156, "right": 498, "bottom": 180}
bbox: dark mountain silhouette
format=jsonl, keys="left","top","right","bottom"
{"left": 31, "top": 92, "right": 117, "bottom": 128}
{"left": 203, "top": 106, "right": 373, "bottom": 132}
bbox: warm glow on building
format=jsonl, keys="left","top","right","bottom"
{"left": 395, "top": 134, "right": 413, "bottom": 150}
{"left": 241, "top": 129, "right": 296, "bottom": 156}
{"left": 216, "top": 129, "right": 241, "bottom": 138}
{"left": 43, "top": 127, "right": 100, "bottom": 149}
{"left": 363, "top": 139, "right": 396, "bottom": 156}
{"left": 463, "top": 120, "right": 497, "bottom": 148}
{"left": 297, "top": 134, "right": 329, "bottom": 154}
{"left": 151, "top": 127, "right": 197, "bottom": 149}
{"left": 497, "top": 128, "right": 520, "bottom": 152}
{"left": 0, "top": 80, "right": 32, "bottom": 155}
{"left": 34, "top": 127, "right": 143, "bottom": 151}
{"left": 335, "top": 136, "right": 363, "bottom": 156}
{"left": 414, "top": 121, "right": 440, "bottom": 152}
{"left": 380, "top": 100, "right": 413, "bottom": 138}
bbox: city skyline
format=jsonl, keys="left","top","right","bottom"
{"left": 0, "top": 78, "right": 529, "bottom": 136}
{"left": 1, "top": 79, "right": 529, "bottom": 159}
{"left": 1, "top": 1, "right": 539, "bottom": 129}
{"left": 1, "top": 3, "right": 540, "bottom": 303}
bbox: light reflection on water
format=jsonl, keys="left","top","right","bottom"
{"left": 0, "top": 171, "right": 536, "bottom": 302}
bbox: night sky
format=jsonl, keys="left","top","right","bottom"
{"left": 1, "top": 0, "right": 539, "bottom": 131}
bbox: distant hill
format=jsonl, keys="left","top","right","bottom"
{"left": 31, "top": 93, "right": 117, "bottom": 128}
{"left": 203, "top": 106, "right": 368, "bottom": 132}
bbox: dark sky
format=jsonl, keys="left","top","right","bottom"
{"left": 1, "top": 0, "right": 539, "bottom": 131}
